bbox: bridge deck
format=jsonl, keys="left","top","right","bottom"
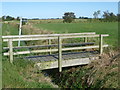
{"left": 24, "top": 51, "right": 98, "bottom": 62}
{"left": 23, "top": 51, "right": 99, "bottom": 70}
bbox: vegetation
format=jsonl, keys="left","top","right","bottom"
{"left": 2, "top": 10, "right": 119, "bottom": 23}
{"left": 2, "top": 57, "right": 55, "bottom": 88}
{"left": 93, "top": 10, "right": 101, "bottom": 19}
{"left": 33, "top": 22, "right": 118, "bottom": 46}
{"left": 2, "top": 16, "right": 15, "bottom": 21}
{"left": 2, "top": 14, "right": 119, "bottom": 88}
{"left": 63, "top": 12, "right": 76, "bottom": 23}
{"left": 102, "top": 10, "right": 118, "bottom": 22}
{"left": 51, "top": 48, "right": 119, "bottom": 88}
{"left": 2, "top": 22, "right": 57, "bottom": 88}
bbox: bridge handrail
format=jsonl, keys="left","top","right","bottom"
{"left": 3, "top": 45, "right": 108, "bottom": 56}
{"left": 3, "top": 42, "right": 95, "bottom": 50}
{"left": 3, "top": 34, "right": 109, "bottom": 42}
{"left": 2, "top": 32, "right": 96, "bottom": 39}
{"left": 2, "top": 33, "right": 109, "bottom": 67}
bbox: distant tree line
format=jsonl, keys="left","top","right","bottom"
{"left": 2, "top": 10, "right": 119, "bottom": 23}
{"left": 62, "top": 10, "right": 119, "bottom": 23}
{"left": 93, "top": 10, "right": 119, "bottom": 22}
{"left": 2, "top": 16, "right": 27, "bottom": 21}
{"left": 2, "top": 16, "right": 15, "bottom": 21}
{"left": 2, "top": 16, "right": 28, "bottom": 25}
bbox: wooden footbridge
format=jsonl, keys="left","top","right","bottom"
{"left": 2, "top": 32, "right": 109, "bottom": 72}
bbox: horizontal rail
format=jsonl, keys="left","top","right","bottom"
{"left": 61, "top": 34, "right": 109, "bottom": 39}
{"left": 4, "top": 44, "right": 108, "bottom": 56}
{"left": 2, "top": 32, "right": 96, "bottom": 39}
{"left": 3, "top": 42, "right": 94, "bottom": 50}
{"left": 3, "top": 34, "right": 109, "bottom": 42}
{"left": 3, "top": 37, "right": 58, "bottom": 42}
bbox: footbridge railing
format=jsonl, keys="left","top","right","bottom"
{"left": 2, "top": 32, "right": 109, "bottom": 72}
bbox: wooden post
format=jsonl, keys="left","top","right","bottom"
{"left": 18, "top": 17, "right": 22, "bottom": 47}
{"left": 58, "top": 36, "right": 62, "bottom": 72}
{"left": 8, "top": 39, "right": 13, "bottom": 63}
{"left": 99, "top": 34, "right": 103, "bottom": 54}
{"left": 84, "top": 37, "right": 87, "bottom": 43}
{"left": 48, "top": 39, "right": 51, "bottom": 55}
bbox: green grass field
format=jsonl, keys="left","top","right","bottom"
{"left": 2, "top": 23, "right": 55, "bottom": 88}
{"left": 34, "top": 22, "right": 118, "bottom": 46}
{"left": 2, "top": 21, "right": 118, "bottom": 88}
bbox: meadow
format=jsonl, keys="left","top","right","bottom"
{"left": 2, "top": 23, "right": 56, "bottom": 88}
{"left": 2, "top": 20, "right": 119, "bottom": 88}
{"left": 33, "top": 21, "right": 118, "bottom": 46}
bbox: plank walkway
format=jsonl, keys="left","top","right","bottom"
{"left": 24, "top": 51, "right": 98, "bottom": 62}
{"left": 23, "top": 51, "right": 99, "bottom": 70}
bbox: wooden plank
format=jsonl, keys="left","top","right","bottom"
{"left": 3, "top": 37, "right": 58, "bottom": 42}
{"left": 35, "top": 56, "right": 99, "bottom": 70}
{"left": 99, "top": 34, "right": 103, "bottom": 54}
{"left": 4, "top": 44, "right": 108, "bottom": 56}
{"left": 2, "top": 32, "right": 96, "bottom": 39}
{"left": 3, "top": 34, "right": 109, "bottom": 42}
{"left": 8, "top": 39, "right": 13, "bottom": 63}
{"left": 62, "top": 44, "right": 108, "bottom": 51}
{"left": 61, "top": 34, "right": 109, "bottom": 39}
{"left": 3, "top": 42, "right": 94, "bottom": 50}
{"left": 58, "top": 36, "right": 62, "bottom": 72}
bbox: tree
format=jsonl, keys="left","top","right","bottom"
{"left": 63, "top": 12, "right": 76, "bottom": 23}
{"left": 16, "top": 17, "right": 20, "bottom": 20}
{"left": 2, "top": 15, "right": 15, "bottom": 21}
{"left": 93, "top": 10, "right": 101, "bottom": 19}
{"left": 93, "top": 12, "right": 97, "bottom": 19}
{"left": 102, "top": 10, "right": 117, "bottom": 22}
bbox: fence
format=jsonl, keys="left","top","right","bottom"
{"left": 2, "top": 32, "right": 109, "bottom": 72}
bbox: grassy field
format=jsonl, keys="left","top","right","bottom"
{"left": 2, "top": 20, "right": 118, "bottom": 88}
{"left": 2, "top": 23, "right": 56, "bottom": 88}
{"left": 2, "top": 58, "right": 53, "bottom": 88}
{"left": 33, "top": 22, "right": 118, "bottom": 46}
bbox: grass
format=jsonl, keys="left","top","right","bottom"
{"left": 34, "top": 22, "right": 118, "bottom": 46}
{"left": 2, "top": 20, "right": 119, "bottom": 88}
{"left": 2, "top": 57, "right": 53, "bottom": 88}
{"left": 2, "top": 22, "right": 19, "bottom": 35}
{"left": 50, "top": 48, "right": 119, "bottom": 88}
{"left": 0, "top": 21, "right": 2, "bottom": 89}
{"left": 2, "top": 22, "right": 55, "bottom": 88}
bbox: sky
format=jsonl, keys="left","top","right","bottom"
{"left": 1, "top": 2, "right": 118, "bottom": 19}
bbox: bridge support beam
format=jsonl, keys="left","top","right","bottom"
{"left": 58, "top": 36, "right": 62, "bottom": 72}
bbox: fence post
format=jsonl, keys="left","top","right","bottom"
{"left": 8, "top": 39, "right": 13, "bottom": 63}
{"left": 48, "top": 39, "right": 51, "bottom": 54}
{"left": 58, "top": 36, "right": 62, "bottom": 72}
{"left": 99, "top": 34, "right": 103, "bottom": 55}
{"left": 84, "top": 37, "right": 87, "bottom": 43}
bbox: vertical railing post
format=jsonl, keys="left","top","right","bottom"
{"left": 84, "top": 37, "right": 87, "bottom": 43}
{"left": 99, "top": 34, "right": 103, "bottom": 55}
{"left": 58, "top": 36, "right": 62, "bottom": 72}
{"left": 8, "top": 39, "right": 13, "bottom": 63}
{"left": 48, "top": 39, "right": 51, "bottom": 55}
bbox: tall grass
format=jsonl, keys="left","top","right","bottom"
{"left": 51, "top": 48, "right": 119, "bottom": 88}
{"left": 2, "top": 57, "right": 53, "bottom": 88}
